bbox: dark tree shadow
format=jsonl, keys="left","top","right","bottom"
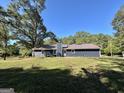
{"left": 0, "top": 67, "right": 123, "bottom": 93}
{"left": 81, "top": 68, "right": 124, "bottom": 93}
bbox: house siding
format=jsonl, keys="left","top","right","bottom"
{"left": 66, "top": 49, "right": 100, "bottom": 57}
{"left": 32, "top": 50, "right": 57, "bottom": 57}
{"left": 32, "top": 51, "right": 45, "bottom": 57}
{"left": 32, "top": 44, "right": 101, "bottom": 57}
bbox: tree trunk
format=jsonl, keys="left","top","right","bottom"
{"left": 3, "top": 40, "right": 7, "bottom": 60}
{"left": 3, "top": 25, "right": 7, "bottom": 60}
{"left": 3, "top": 53, "right": 6, "bottom": 60}
{"left": 110, "top": 40, "right": 113, "bottom": 57}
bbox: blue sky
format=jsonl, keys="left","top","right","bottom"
{"left": 0, "top": 0, "right": 124, "bottom": 37}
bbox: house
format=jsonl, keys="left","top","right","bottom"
{"left": 32, "top": 43, "right": 101, "bottom": 57}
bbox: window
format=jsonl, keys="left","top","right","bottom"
{"left": 71, "top": 50, "right": 75, "bottom": 54}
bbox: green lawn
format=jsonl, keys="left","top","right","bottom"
{"left": 0, "top": 57, "right": 124, "bottom": 93}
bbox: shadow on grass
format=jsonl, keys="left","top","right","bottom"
{"left": 0, "top": 67, "right": 123, "bottom": 93}
{"left": 95, "top": 58, "right": 124, "bottom": 71}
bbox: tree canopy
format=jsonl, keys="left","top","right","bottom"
{"left": 0, "top": 0, "right": 57, "bottom": 49}
{"left": 112, "top": 5, "right": 124, "bottom": 51}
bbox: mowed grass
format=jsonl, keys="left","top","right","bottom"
{"left": 0, "top": 57, "right": 100, "bottom": 72}
{"left": 0, "top": 57, "right": 124, "bottom": 93}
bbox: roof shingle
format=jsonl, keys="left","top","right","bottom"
{"left": 66, "top": 44, "right": 100, "bottom": 50}
{"left": 32, "top": 44, "right": 100, "bottom": 50}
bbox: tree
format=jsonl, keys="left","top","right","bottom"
{"left": 0, "top": 23, "right": 11, "bottom": 60}
{"left": 95, "top": 34, "right": 112, "bottom": 53}
{"left": 0, "top": 0, "right": 57, "bottom": 49}
{"left": 75, "top": 31, "right": 90, "bottom": 38}
{"left": 104, "top": 39, "right": 120, "bottom": 56}
{"left": 62, "top": 36, "right": 76, "bottom": 44}
{"left": 115, "top": 36, "right": 124, "bottom": 51}
{"left": 112, "top": 5, "right": 124, "bottom": 51}
{"left": 75, "top": 31, "right": 91, "bottom": 44}
{"left": 44, "top": 38, "right": 57, "bottom": 45}
{"left": 8, "top": 43, "right": 20, "bottom": 56}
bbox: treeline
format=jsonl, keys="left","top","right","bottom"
{"left": 44, "top": 31, "right": 122, "bottom": 56}
{"left": 60, "top": 32, "right": 120, "bottom": 55}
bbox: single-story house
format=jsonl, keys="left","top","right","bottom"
{"left": 32, "top": 43, "right": 101, "bottom": 57}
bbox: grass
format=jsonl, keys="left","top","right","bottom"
{"left": 0, "top": 57, "right": 124, "bottom": 93}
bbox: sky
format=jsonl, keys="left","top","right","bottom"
{"left": 0, "top": 0, "right": 124, "bottom": 37}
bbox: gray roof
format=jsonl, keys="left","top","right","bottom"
{"left": 66, "top": 44, "right": 100, "bottom": 50}
{"left": 32, "top": 44, "right": 100, "bottom": 50}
